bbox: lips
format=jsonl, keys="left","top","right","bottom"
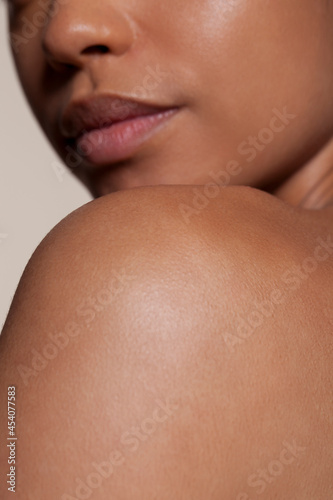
{"left": 60, "top": 95, "right": 179, "bottom": 166}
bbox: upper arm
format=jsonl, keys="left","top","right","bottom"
{"left": 0, "top": 185, "right": 332, "bottom": 499}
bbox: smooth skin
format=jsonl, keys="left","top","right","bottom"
{"left": 1, "top": 0, "right": 333, "bottom": 499}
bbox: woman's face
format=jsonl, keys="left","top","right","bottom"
{"left": 7, "top": 0, "right": 333, "bottom": 196}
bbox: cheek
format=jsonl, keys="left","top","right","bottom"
{"left": 7, "top": 1, "right": 68, "bottom": 125}
{"left": 9, "top": 28, "right": 60, "bottom": 135}
{"left": 165, "top": 0, "right": 333, "bottom": 186}
{"left": 183, "top": 1, "right": 333, "bottom": 139}
{"left": 8, "top": 9, "right": 43, "bottom": 103}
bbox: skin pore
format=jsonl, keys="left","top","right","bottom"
{"left": 1, "top": 1, "right": 333, "bottom": 499}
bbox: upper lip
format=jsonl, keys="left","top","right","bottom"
{"left": 60, "top": 94, "right": 177, "bottom": 140}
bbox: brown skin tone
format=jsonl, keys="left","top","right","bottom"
{"left": 1, "top": 0, "right": 333, "bottom": 498}
{"left": 7, "top": 0, "right": 333, "bottom": 199}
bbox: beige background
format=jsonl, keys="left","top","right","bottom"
{"left": 0, "top": 4, "right": 92, "bottom": 330}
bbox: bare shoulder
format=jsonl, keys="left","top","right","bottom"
{"left": 0, "top": 185, "right": 332, "bottom": 499}
{"left": 4, "top": 183, "right": 330, "bottom": 344}
{"left": 0, "top": 185, "right": 290, "bottom": 330}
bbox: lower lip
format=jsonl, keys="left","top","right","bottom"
{"left": 75, "top": 108, "right": 178, "bottom": 166}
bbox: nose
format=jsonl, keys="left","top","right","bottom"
{"left": 42, "top": 1, "right": 135, "bottom": 70}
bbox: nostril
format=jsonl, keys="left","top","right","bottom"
{"left": 81, "top": 45, "right": 110, "bottom": 55}
{"left": 44, "top": 44, "right": 109, "bottom": 72}
{"left": 44, "top": 45, "right": 109, "bottom": 73}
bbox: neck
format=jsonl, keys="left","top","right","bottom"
{"left": 273, "top": 137, "right": 333, "bottom": 211}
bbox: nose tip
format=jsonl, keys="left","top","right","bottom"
{"left": 42, "top": 3, "right": 134, "bottom": 70}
